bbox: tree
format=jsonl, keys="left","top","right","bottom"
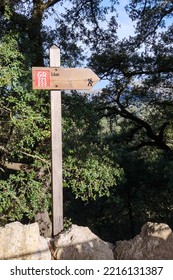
{"left": 62, "top": 92, "right": 123, "bottom": 201}
{"left": 0, "top": 0, "right": 118, "bottom": 66}
{"left": 0, "top": 0, "right": 123, "bottom": 226}
{"left": 90, "top": 0, "right": 173, "bottom": 156}
{"left": 1, "top": 0, "right": 172, "bottom": 242}
{"left": 87, "top": 0, "right": 173, "bottom": 239}
{"left": 0, "top": 32, "right": 51, "bottom": 223}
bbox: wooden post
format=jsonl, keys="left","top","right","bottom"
{"left": 31, "top": 47, "right": 100, "bottom": 237}
{"left": 49, "top": 45, "right": 63, "bottom": 236}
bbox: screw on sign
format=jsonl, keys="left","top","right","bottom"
{"left": 35, "top": 70, "right": 50, "bottom": 87}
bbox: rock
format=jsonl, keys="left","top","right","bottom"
{"left": 34, "top": 211, "right": 52, "bottom": 238}
{"left": 114, "top": 222, "right": 173, "bottom": 260}
{"left": 46, "top": 237, "right": 55, "bottom": 260}
{"left": 0, "top": 221, "right": 51, "bottom": 260}
{"left": 54, "top": 224, "right": 114, "bottom": 260}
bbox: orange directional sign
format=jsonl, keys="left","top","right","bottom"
{"left": 32, "top": 67, "right": 100, "bottom": 90}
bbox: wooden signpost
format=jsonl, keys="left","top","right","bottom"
{"left": 32, "top": 67, "right": 100, "bottom": 90}
{"left": 32, "top": 45, "right": 100, "bottom": 237}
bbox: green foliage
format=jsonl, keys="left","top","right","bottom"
{"left": 0, "top": 32, "right": 51, "bottom": 224}
{"left": 0, "top": 30, "right": 123, "bottom": 225}
{"left": 63, "top": 217, "right": 72, "bottom": 231}
{"left": 62, "top": 92, "right": 124, "bottom": 201}
{"left": 1, "top": 0, "right": 173, "bottom": 243}
{"left": 64, "top": 155, "right": 122, "bottom": 201}
{"left": 0, "top": 34, "right": 23, "bottom": 87}
{"left": 86, "top": 0, "right": 173, "bottom": 240}
{"left": 0, "top": 169, "right": 51, "bottom": 224}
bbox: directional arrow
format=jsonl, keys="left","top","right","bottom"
{"left": 32, "top": 67, "right": 100, "bottom": 90}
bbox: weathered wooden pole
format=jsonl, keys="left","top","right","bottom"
{"left": 32, "top": 48, "right": 100, "bottom": 237}
{"left": 49, "top": 45, "right": 63, "bottom": 236}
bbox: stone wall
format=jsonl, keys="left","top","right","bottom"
{"left": 1, "top": 221, "right": 173, "bottom": 260}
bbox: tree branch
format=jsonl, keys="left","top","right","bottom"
{"left": 130, "top": 141, "right": 157, "bottom": 150}
{"left": 21, "top": 151, "right": 51, "bottom": 166}
{"left": 43, "top": 0, "right": 61, "bottom": 10}
{"left": 100, "top": 93, "right": 173, "bottom": 154}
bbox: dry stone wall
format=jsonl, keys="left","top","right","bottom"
{"left": 1, "top": 221, "right": 173, "bottom": 260}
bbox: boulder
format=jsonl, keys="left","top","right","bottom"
{"left": 0, "top": 221, "right": 51, "bottom": 260}
{"left": 114, "top": 222, "right": 173, "bottom": 260}
{"left": 53, "top": 224, "right": 114, "bottom": 260}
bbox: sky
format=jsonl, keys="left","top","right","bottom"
{"left": 116, "top": 0, "right": 134, "bottom": 39}
{"left": 45, "top": 0, "right": 134, "bottom": 39}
